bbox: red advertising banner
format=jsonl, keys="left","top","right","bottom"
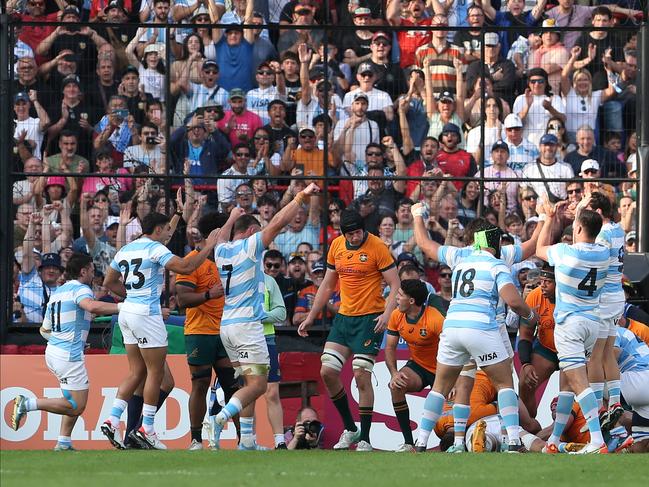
{"left": 1, "top": 355, "right": 272, "bottom": 450}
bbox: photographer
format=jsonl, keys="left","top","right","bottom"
{"left": 123, "top": 122, "right": 166, "bottom": 174}
{"left": 287, "top": 407, "right": 323, "bottom": 450}
{"left": 93, "top": 95, "right": 140, "bottom": 162}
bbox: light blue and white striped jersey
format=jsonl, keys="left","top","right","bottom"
{"left": 43, "top": 280, "right": 93, "bottom": 362}
{"left": 214, "top": 231, "right": 267, "bottom": 327}
{"left": 188, "top": 83, "right": 229, "bottom": 113}
{"left": 438, "top": 246, "right": 515, "bottom": 331}
{"left": 546, "top": 242, "right": 609, "bottom": 324}
{"left": 109, "top": 237, "right": 174, "bottom": 315}
{"left": 615, "top": 327, "right": 649, "bottom": 373}
{"left": 495, "top": 245, "right": 524, "bottom": 325}
{"left": 246, "top": 86, "right": 281, "bottom": 125}
{"left": 596, "top": 222, "right": 625, "bottom": 301}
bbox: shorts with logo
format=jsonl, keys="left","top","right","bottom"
{"left": 118, "top": 310, "right": 168, "bottom": 348}
{"left": 621, "top": 369, "right": 649, "bottom": 418}
{"left": 45, "top": 349, "right": 89, "bottom": 391}
{"left": 266, "top": 336, "right": 281, "bottom": 383}
{"left": 403, "top": 360, "right": 436, "bottom": 391}
{"left": 184, "top": 334, "right": 229, "bottom": 366}
{"left": 437, "top": 327, "right": 510, "bottom": 368}
{"left": 600, "top": 301, "right": 624, "bottom": 338}
{"left": 532, "top": 338, "right": 560, "bottom": 369}
{"left": 327, "top": 313, "right": 383, "bottom": 355}
{"left": 220, "top": 322, "right": 270, "bottom": 366}
{"left": 554, "top": 315, "right": 598, "bottom": 371}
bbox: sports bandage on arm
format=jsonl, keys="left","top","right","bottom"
{"left": 410, "top": 203, "right": 429, "bottom": 219}
{"left": 518, "top": 339, "right": 533, "bottom": 365}
{"left": 39, "top": 326, "right": 51, "bottom": 341}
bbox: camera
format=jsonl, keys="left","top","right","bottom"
{"left": 295, "top": 420, "right": 323, "bottom": 449}
{"left": 146, "top": 136, "right": 158, "bottom": 145}
{"left": 66, "top": 25, "right": 80, "bottom": 33}
{"left": 112, "top": 109, "right": 129, "bottom": 120}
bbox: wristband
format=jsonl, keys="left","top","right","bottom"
{"left": 117, "top": 303, "right": 123, "bottom": 312}
{"left": 518, "top": 339, "right": 533, "bottom": 365}
{"left": 524, "top": 309, "right": 535, "bottom": 321}
{"left": 175, "top": 210, "right": 183, "bottom": 217}
{"left": 205, "top": 291, "right": 211, "bottom": 301}
{"left": 538, "top": 213, "right": 547, "bottom": 222}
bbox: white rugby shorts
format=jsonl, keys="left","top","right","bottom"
{"left": 554, "top": 315, "right": 598, "bottom": 370}
{"left": 118, "top": 310, "right": 168, "bottom": 348}
{"left": 621, "top": 369, "right": 649, "bottom": 418}
{"left": 220, "top": 322, "right": 270, "bottom": 366}
{"left": 45, "top": 349, "right": 89, "bottom": 391}
{"left": 437, "top": 327, "right": 511, "bottom": 368}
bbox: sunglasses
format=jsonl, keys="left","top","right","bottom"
{"left": 523, "top": 195, "right": 537, "bottom": 201}
{"left": 583, "top": 169, "right": 598, "bottom": 175}
{"left": 439, "top": 273, "right": 452, "bottom": 278}
{"left": 580, "top": 99, "right": 587, "bottom": 112}
{"left": 567, "top": 188, "right": 582, "bottom": 194}
{"left": 254, "top": 135, "right": 269, "bottom": 140}
{"left": 265, "top": 262, "right": 281, "bottom": 269}
{"left": 236, "top": 191, "right": 252, "bottom": 196}
{"left": 360, "top": 72, "right": 374, "bottom": 78}
{"left": 529, "top": 79, "right": 545, "bottom": 84}
{"left": 299, "top": 134, "right": 315, "bottom": 139}
{"left": 94, "top": 198, "right": 108, "bottom": 203}
{"left": 257, "top": 70, "right": 273, "bottom": 75}
{"left": 366, "top": 151, "right": 382, "bottom": 156}
{"left": 203, "top": 70, "right": 218, "bottom": 75}
{"left": 548, "top": 124, "right": 563, "bottom": 131}
{"left": 235, "top": 152, "right": 250, "bottom": 157}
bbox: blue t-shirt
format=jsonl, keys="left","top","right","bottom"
{"left": 216, "top": 38, "right": 254, "bottom": 92}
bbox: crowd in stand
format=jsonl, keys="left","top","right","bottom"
{"left": 8, "top": 0, "right": 643, "bottom": 325}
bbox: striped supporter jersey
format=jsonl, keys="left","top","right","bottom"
{"left": 42, "top": 280, "right": 93, "bottom": 362}
{"left": 109, "top": 237, "right": 174, "bottom": 316}
{"left": 615, "top": 327, "right": 649, "bottom": 373}
{"left": 214, "top": 232, "right": 267, "bottom": 328}
{"left": 438, "top": 246, "right": 515, "bottom": 331}
{"left": 596, "top": 222, "right": 625, "bottom": 306}
{"left": 546, "top": 242, "right": 609, "bottom": 324}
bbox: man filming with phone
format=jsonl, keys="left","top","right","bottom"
{"left": 93, "top": 95, "right": 140, "bottom": 162}
{"left": 123, "top": 122, "right": 166, "bottom": 175}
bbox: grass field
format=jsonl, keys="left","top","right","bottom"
{"left": 1, "top": 451, "right": 647, "bottom": 487}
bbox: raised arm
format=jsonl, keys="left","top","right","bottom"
{"left": 261, "top": 183, "right": 320, "bottom": 248}
{"left": 411, "top": 202, "right": 441, "bottom": 261}
{"left": 386, "top": 0, "right": 402, "bottom": 25}
{"left": 243, "top": 0, "right": 255, "bottom": 45}
{"left": 298, "top": 43, "right": 312, "bottom": 106}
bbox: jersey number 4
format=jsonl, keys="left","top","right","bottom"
{"left": 453, "top": 268, "right": 476, "bottom": 298}
{"left": 577, "top": 267, "right": 598, "bottom": 296}
{"left": 118, "top": 258, "right": 146, "bottom": 290}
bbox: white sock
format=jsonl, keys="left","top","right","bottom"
{"left": 274, "top": 434, "right": 285, "bottom": 447}
{"left": 25, "top": 398, "right": 38, "bottom": 411}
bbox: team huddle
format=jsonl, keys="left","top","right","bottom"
{"left": 10, "top": 186, "right": 649, "bottom": 454}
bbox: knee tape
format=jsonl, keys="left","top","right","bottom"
{"left": 460, "top": 366, "right": 477, "bottom": 379}
{"left": 239, "top": 364, "right": 270, "bottom": 376}
{"left": 352, "top": 354, "right": 375, "bottom": 373}
{"left": 191, "top": 368, "right": 212, "bottom": 381}
{"left": 321, "top": 349, "right": 346, "bottom": 372}
{"left": 62, "top": 389, "right": 78, "bottom": 411}
{"left": 521, "top": 433, "right": 538, "bottom": 451}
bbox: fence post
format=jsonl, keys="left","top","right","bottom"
{"left": 0, "top": 13, "right": 11, "bottom": 336}
{"left": 638, "top": 22, "right": 649, "bottom": 253}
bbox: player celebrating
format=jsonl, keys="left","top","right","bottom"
{"left": 210, "top": 183, "right": 320, "bottom": 450}
{"left": 298, "top": 209, "right": 400, "bottom": 452}
{"left": 411, "top": 206, "right": 538, "bottom": 453}
{"left": 587, "top": 192, "right": 625, "bottom": 429}
{"left": 101, "top": 213, "right": 222, "bottom": 450}
{"left": 11, "top": 253, "right": 120, "bottom": 450}
{"left": 385, "top": 279, "right": 445, "bottom": 452}
{"left": 518, "top": 264, "right": 558, "bottom": 417}
{"left": 536, "top": 203, "right": 610, "bottom": 454}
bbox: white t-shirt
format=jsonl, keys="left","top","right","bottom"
{"left": 14, "top": 117, "right": 44, "bottom": 159}
{"left": 333, "top": 118, "right": 380, "bottom": 165}
{"left": 296, "top": 94, "right": 343, "bottom": 130}
{"left": 466, "top": 125, "right": 502, "bottom": 159}
{"left": 522, "top": 160, "right": 574, "bottom": 201}
{"left": 563, "top": 89, "right": 603, "bottom": 135}
{"left": 512, "top": 94, "right": 565, "bottom": 146}
{"left": 139, "top": 65, "right": 165, "bottom": 102}
{"left": 123, "top": 144, "right": 164, "bottom": 173}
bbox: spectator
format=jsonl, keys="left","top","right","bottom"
{"left": 282, "top": 126, "right": 335, "bottom": 178}
{"left": 13, "top": 91, "right": 50, "bottom": 160}
{"left": 232, "top": 182, "right": 255, "bottom": 214}
{"left": 378, "top": 213, "right": 404, "bottom": 258}
{"left": 363, "top": 32, "right": 407, "bottom": 102}
{"left": 334, "top": 92, "right": 380, "bottom": 165}
{"left": 93, "top": 1, "right": 136, "bottom": 73}
{"left": 79, "top": 193, "right": 118, "bottom": 274}
{"left": 45, "top": 131, "right": 90, "bottom": 174}
{"left": 125, "top": 29, "right": 166, "bottom": 101}
{"left": 293, "top": 259, "right": 339, "bottom": 327}
{"left": 564, "top": 125, "right": 622, "bottom": 178}
{"left": 216, "top": 143, "right": 258, "bottom": 209}
{"left": 93, "top": 95, "right": 139, "bottom": 161}
{"left": 88, "top": 56, "right": 121, "bottom": 115}
{"left": 175, "top": 59, "right": 230, "bottom": 129}
{"left": 466, "top": 32, "right": 517, "bottom": 107}
{"left": 256, "top": 194, "right": 278, "bottom": 228}
{"left": 340, "top": 7, "right": 374, "bottom": 68}
{"left": 625, "top": 231, "right": 637, "bottom": 254}
{"left": 13, "top": 158, "right": 43, "bottom": 207}
{"left": 483, "top": 0, "right": 546, "bottom": 58}
{"left": 249, "top": 127, "right": 282, "bottom": 177}
{"left": 273, "top": 205, "right": 320, "bottom": 260}
{"left": 81, "top": 147, "right": 129, "bottom": 195}
{"left": 405, "top": 137, "right": 439, "bottom": 198}
{"left": 123, "top": 122, "right": 167, "bottom": 174}
{"left": 116, "top": 65, "right": 150, "bottom": 124}
{"left": 321, "top": 198, "right": 344, "bottom": 245}
{"left": 545, "top": 116, "right": 575, "bottom": 160}
{"left": 387, "top": 0, "right": 432, "bottom": 69}
{"left": 263, "top": 249, "right": 308, "bottom": 325}
{"left": 277, "top": 1, "right": 323, "bottom": 53}
{"left": 465, "top": 96, "right": 504, "bottom": 165}
{"left": 247, "top": 61, "right": 285, "bottom": 125}
{"left": 217, "top": 89, "right": 263, "bottom": 146}
{"left": 354, "top": 164, "right": 406, "bottom": 219}
{"left": 135, "top": 0, "right": 172, "bottom": 53}
{"left": 528, "top": 19, "right": 569, "bottom": 95}
{"left": 512, "top": 68, "right": 566, "bottom": 146}
{"left": 453, "top": 4, "right": 488, "bottom": 63}
{"left": 8, "top": 0, "right": 62, "bottom": 65}
{"left": 424, "top": 56, "right": 466, "bottom": 147}
{"left": 456, "top": 181, "right": 480, "bottom": 227}
{"left": 13, "top": 57, "right": 46, "bottom": 111}
{"left": 213, "top": 3, "right": 256, "bottom": 91}
{"left": 343, "top": 62, "right": 394, "bottom": 127}
{"left": 522, "top": 133, "right": 574, "bottom": 202}
{"left": 287, "top": 254, "right": 311, "bottom": 287}
{"left": 580, "top": 159, "right": 616, "bottom": 203}
{"left": 480, "top": 140, "right": 520, "bottom": 214}
{"left": 434, "top": 123, "right": 477, "bottom": 190}
{"left": 279, "top": 51, "right": 302, "bottom": 127}
{"left": 263, "top": 99, "right": 295, "bottom": 153}
{"left": 308, "top": 40, "right": 350, "bottom": 98}
{"left": 250, "top": 11, "right": 278, "bottom": 73}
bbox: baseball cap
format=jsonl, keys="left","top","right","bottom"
{"left": 484, "top": 32, "right": 499, "bottom": 46}
{"left": 539, "top": 133, "right": 559, "bottom": 145}
{"left": 104, "top": 0, "right": 127, "bottom": 15}
{"left": 202, "top": 60, "right": 219, "bottom": 72}
{"left": 504, "top": 113, "right": 523, "bottom": 129}
{"left": 353, "top": 91, "right": 369, "bottom": 103}
{"left": 626, "top": 231, "right": 636, "bottom": 243}
{"left": 441, "top": 122, "right": 461, "bottom": 135}
{"left": 62, "top": 74, "right": 81, "bottom": 88}
{"left": 311, "top": 259, "right": 326, "bottom": 273}
{"left": 192, "top": 5, "right": 209, "bottom": 19}
{"left": 224, "top": 23, "right": 243, "bottom": 32}
{"left": 45, "top": 176, "right": 67, "bottom": 189}
{"left": 267, "top": 99, "right": 287, "bottom": 111}
{"left": 353, "top": 7, "right": 371, "bottom": 17}
{"left": 288, "top": 253, "right": 305, "bottom": 264}
{"left": 357, "top": 62, "right": 374, "bottom": 75}
{"left": 437, "top": 91, "right": 455, "bottom": 103}
{"left": 397, "top": 252, "right": 421, "bottom": 268}
{"left": 228, "top": 88, "right": 246, "bottom": 100}
{"left": 122, "top": 65, "right": 139, "bottom": 77}
{"left": 491, "top": 140, "right": 510, "bottom": 153}
{"left": 62, "top": 5, "right": 80, "bottom": 17}
{"left": 580, "top": 159, "right": 600, "bottom": 175}
{"left": 308, "top": 67, "right": 324, "bottom": 81}
{"left": 372, "top": 31, "right": 391, "bottom": 43}
{"left": 39, "top": 252, "right": 64, "bottom": 271}
{"left": 298, "top": 125, "right": 315, "bottom": 135}
{"left": 106, "top": 216, "right": 120, "bottom": 228}
{"left": 62, "top": 52, "right": 79, "bottom": 63}
{"left": 14, "top": 92, "right": 29, "bottom": 103}
{"left": 144, "top": 43, "right": 163, "bottom": 55}
{"left": 542, "top": 18, "right": 560, "bottom": 33}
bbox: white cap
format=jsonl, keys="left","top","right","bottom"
{"left": 484, "top": 32, "right": 499, "bottom": 46}
{"left": 504, "top": 113, "right": 523, "bottom": 129}
{"left": 580, "top": 159, "right": 600, "bottom": 175}
{"left": 105, "top": 216, "right": 120, "bottom": 228}
{"left": 144, "top": 43, "right": 163, "bottom": 55}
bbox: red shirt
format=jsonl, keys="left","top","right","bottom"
{"left": 435, "top": 149, "right": 475, "bottom": 190}
{"left": 217, "top": 110, "right": 263, "bottom": 147}
{"left": 396, "top": 18, "right": 433, "bottom": 68}
{"left": 16, "top": 12, "right": 59, "bottom": 64}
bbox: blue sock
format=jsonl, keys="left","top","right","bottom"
{"left": 416, "top": 391, "right": 445, "bottom": 447}
{"left": 452, "top": 404, "right": 470, "bottom": 446}
{"left": 142, "top": 404, "right": 156, "bottom": 434}
{"left": 108, "top": 398, "right": 127, "bottom": 426}
{"left": 57, "top": 435, "right": 71, "bottom": 445}
{"left": 607, "top": 380, "right": 621, "bottom": 406}
{"left": 240, "top": 417, "right": 254, "bottom": 446}
{"left": 590, "top": 382, "right": 605, "bottom": 409}
{"left": 548, "top": 392, "right": 574, "bottom": 445}
{"left": 216, "top": 396, "right": 242, "bottom": 426}
{"left": 497, "top": 388, "right": 520, "bottom": 444}
{"left": 576, "top": 388, "right": 604, "bottom": 445}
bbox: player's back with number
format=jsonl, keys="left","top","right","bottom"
{"left": 546, "top": 243, "right": 609, "bottom": 324}
{"left": 214, "top": 232, "right": 266, "bottom": 327}
{"left": 43, "top": 280, "right": 94, "bottom": 362}
{"left": 438, "top": 246, "right": 514, "bottom": 331}
{"left": 110, "top": 237, "right": 173, "bottom": 316}
{"left": 615, "top": 327, "right": 649, "bottom": 373}
{"left": 597, "top": 222, "right": 625, "bottom": 301}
